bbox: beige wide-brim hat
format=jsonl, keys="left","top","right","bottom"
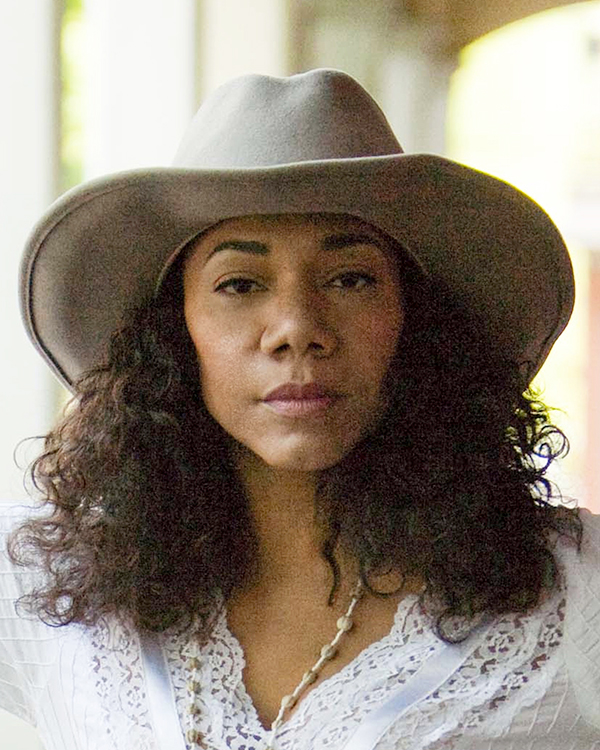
{"left": 20, "top": 68, "right": 574, "bottom": 392}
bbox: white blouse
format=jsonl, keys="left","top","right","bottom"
{"left": 1, "top": 504, "right": 599, "bottom": 750}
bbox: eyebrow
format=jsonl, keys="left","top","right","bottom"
{"left": 207, "top": 240, "right": 269, "bottom": 260}
{"left": 207, "top": 233, "right": 385, "bottom": 260}
{"left": 322, "top": 233, "right": 385, "bottom": 252}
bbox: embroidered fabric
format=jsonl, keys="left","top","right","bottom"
{"left": 89, "top": 618, "right": 157, "bottom": 750}
{"left": 383, "top": 598, "right": 566, "bottom": 750}
{"left": 88, "top": 585, "right": 567, "bottom": 750}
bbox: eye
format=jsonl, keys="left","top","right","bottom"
{"left": 215, "top": 277, "right": 264, "bottom": 295}
{"left": 329, "top": 271, "right": 377, "bottom": 291}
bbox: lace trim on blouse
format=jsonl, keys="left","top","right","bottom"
{"left": 89, "top": 586, "right": 566, "bottom": 750}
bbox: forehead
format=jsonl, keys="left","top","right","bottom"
{"left": 190, "top": 212, "right": 392, "bottom": 249}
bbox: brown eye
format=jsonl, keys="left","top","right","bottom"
{"left": 215, "top": 277, "right": 264, "bottom": 295}
{"left": 329, "top": 272, "right": 377, "bottom": 290}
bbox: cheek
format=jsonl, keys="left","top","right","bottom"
{"left": 185, "top": 323, "right": 260, "bottom": 446}
{"left": 189, "top": 329, "right": 240, "bottom": 403}
{"left": 349, "top": 306, "right": 403, "bottom": 382}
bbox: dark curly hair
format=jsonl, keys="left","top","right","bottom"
{"left": 9, "top": 236, "right": 581, "bottom": 640}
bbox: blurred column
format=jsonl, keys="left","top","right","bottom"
{"left": 0, "top": 0, "right": 59, "bottom": 502}
{"left": 296, "top": 1, "right": 457, "bottom": 154}
{"left": 83, "top": 0, "right": 197, "bottom": 176}
{"left": 379, "top": 21, "right": 457, "bottom": 154}
{"left": 0, "top": 0, "right": 58, "bottom": 743}
{"left": 589, "top": 250, "right": 600, "bottom": 511}
{"left": 569, "top": 24, "right": 600, "bottom": 512}
{"left": 581, "top": 29, "right": 600, "bottom": 512}
{"left": 296, "top": 1, "right": 395, "bottom": 88}
{"left": 197, "top": 0, "right": 290, "bottom": 96}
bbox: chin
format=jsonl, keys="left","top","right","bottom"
{"left": 264, "top": 454, "right": 342, "bottom": 473}
{"left": 253, "top": 439, "right": 355, "bottom": 473}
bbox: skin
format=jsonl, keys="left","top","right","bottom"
{"left": 183, "top": 212, "right": 404, "bottom": 473}
{"left": 183, "top": 212, "right": 407, "bottom": 725}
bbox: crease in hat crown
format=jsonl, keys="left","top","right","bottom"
{"left": 172, "top": 69, "right": 405, "bottom": 169}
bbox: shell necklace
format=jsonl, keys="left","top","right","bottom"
{"left": 185, "top": 579, "right": 365, "bottom": 749}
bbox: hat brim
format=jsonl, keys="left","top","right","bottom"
{"left": 20, "top": 153, "right": 574, "bottom": 392}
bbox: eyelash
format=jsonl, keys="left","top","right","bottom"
{"left": 215, "top": 278, "right": 263, "bottom": 295}
{"left": 329, "top": 271, "right": 377, "bottom": 290}
{"left": 214, "top": 272, "right": 377, "bottom": 296}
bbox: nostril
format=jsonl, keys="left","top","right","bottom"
{"left": 260, "top": 314, "right": 337, "bottom": 358}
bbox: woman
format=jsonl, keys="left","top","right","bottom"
{"left": 2, "top": 69, "right": 599, "bottom": 749}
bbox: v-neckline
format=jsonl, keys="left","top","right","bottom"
{"left": 209, "top": 592, "right": 430, "bottom": 736}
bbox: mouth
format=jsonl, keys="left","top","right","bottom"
{"left": 262, "top": 382, "right": 342, "bottom": 417}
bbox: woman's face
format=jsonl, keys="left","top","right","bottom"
{"left": 183, "top": 213, "right": 403, "bottom": 472}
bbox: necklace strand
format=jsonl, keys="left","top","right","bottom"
{"left": 185, "top": 580, "right": 365, "bottom": 749}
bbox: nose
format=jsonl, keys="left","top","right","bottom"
{"left": 260, "top": 286, "right": 338, "bottom": 359}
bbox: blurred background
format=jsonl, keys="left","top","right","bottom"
{"left": 1, "top": 0, "right": 599, "bottom": 746}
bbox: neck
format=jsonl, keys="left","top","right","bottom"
{"left": 230, "top": 447, "right": 422, "bottom": 608}
{"left": 233, "top": 447, "right": 331, "bottom": 587}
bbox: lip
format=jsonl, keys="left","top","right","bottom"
{"left": 262, "top": 382, "right": 342, "bottom": 417}
{"left": 264, "top": 383, "right": 338, "bottom": 400}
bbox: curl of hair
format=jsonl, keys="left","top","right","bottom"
{"left": 9, "top": 248, "right": 581, "bottom": 639}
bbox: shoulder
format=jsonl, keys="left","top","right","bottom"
{"left": 0, "top": 501, "right": 39, "bottom": 573}
{"left": 0, "top": 501, "right": 55, "bottom": 639}
{"left": 561, "top": 509, "right": 600, "bottom": 597}
{"left": 0, "top": 501, "right": 44, "bottom": 587}
{"left": 0, "top": 501, "right": 36, "bottom": 532}
{"left": 579, "top": 507, "right": 600, "bottom": 553}
{"left": 0, "top": 503, "right": 63, "bottom": 723}
{"left": 560, "top": 509, "right": 600, "bottom": 730}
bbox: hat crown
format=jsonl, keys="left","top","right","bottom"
{"left": 173, "top": 69, "right": 404, "bottom": 169}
